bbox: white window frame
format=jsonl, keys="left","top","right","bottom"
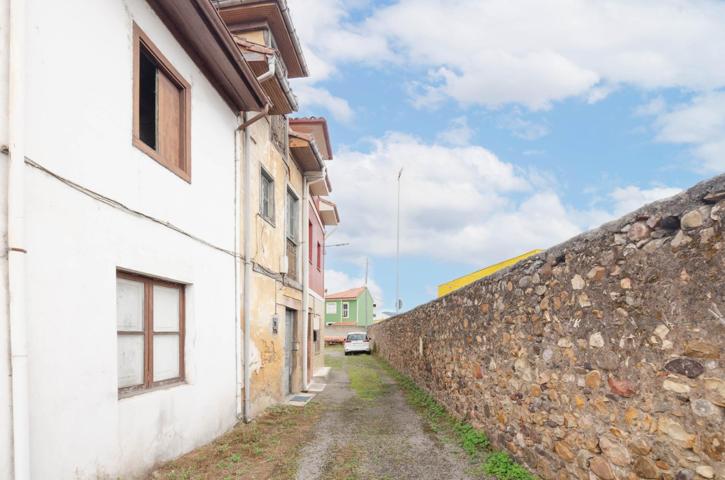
{"left": 342, "top": 302, "right": 350, "bottom": 319}
{"left": 286, "top": 187, "right": 299, "bottom": 242}
{"left": 260, "top": 167, "right": 275, "bottom": 224}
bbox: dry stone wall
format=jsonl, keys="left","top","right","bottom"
{"left": 370, "top": 174, "right": 725, "bottom": 480}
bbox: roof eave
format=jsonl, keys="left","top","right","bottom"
{"left": 213, "top": 0, "right": 309, "bottom": 78}
{"left": 147, "top": 0, "right": 267, "bottom": 112}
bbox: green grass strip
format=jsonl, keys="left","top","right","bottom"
{"left": 377, "top": 358, "right": 537, "bottom": 479}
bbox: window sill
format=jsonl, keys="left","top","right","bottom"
{"left": 118, "top": 379, "right": 186, "bottom": 400}
{"left": 259, "top": 213, "right": 276, "bottom": 228}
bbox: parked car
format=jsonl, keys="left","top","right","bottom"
{"left": 343, "top": 332, "right": 371, "bottom": 355}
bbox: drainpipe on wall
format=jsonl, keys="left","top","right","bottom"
{"left": 241, "top": 112, "right": 254, "bottom": 423}
{"left": 256, "top": 55, "right": 276, "bottom": 83}
{"left": 237, "top": 105, "right": 269, "bottom": 423}
{"left": 8, "top": 0, "right": 30, "bottom": 477}
{"left": 233, "top": 120, "right": 243, "bottom": 418}
{"left": 301, "top": 171, "right": 326, "bottom": 391}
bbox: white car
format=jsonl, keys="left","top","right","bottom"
{"left": 344, "top": 332, "right": 371, "bottom": 355}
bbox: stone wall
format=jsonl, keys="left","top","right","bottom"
{"left": 370, "top": 174, "right": 725, "bottom": 480}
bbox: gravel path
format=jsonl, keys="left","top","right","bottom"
{"left": 295, "top": 350, "right": 476, "bottom": 480}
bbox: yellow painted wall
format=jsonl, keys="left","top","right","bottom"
{"left": 243, "top": 115, "right": 309, "bottom": 417}
{"left": 437, "top": 249, "right": 543, "bottom": 298}
{"left": 240, "top": 115, "right": 329, "bottom": 417}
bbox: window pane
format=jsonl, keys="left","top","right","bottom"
{"left": 326, "top": 303, "right": 337, "bottom": 314}
{"left": 118, "top": 334, "right": 144, "bottom": 388}
{"left": 153, "top": 334, "right": 180, "bottom": 382}
{"left": 157, "top": 71, "right": 182, "bottom": 169}
{"left": 153, "top": 285, "right": 180, "bottom": 332}
{"left": 117, "top": 278, "right": 144, "bottom": 331}
{"left": 139, "top": 47, "right": 157, "bottom": 149}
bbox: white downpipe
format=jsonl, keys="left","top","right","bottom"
{"left": 256, "top": 55, "right": 276, "bottom": 83}
{"left": 301, "top": 172, "right": 326, "bottom": 391}
{"left": 233, "top": 121, "right": 243, "bottom": 418}
{"left": 8, "top": 0, "right": 30, "bottom": 477}
{"left": 300, "top": 176, "right": 309, "bottom": 391}
{"left": 242, "top": 112, "right": 253, "bottom": 422}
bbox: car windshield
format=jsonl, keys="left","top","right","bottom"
{"left": 346, "top": 334, "right": 366, "bottom": 342}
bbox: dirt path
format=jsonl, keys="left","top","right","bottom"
{"left": 295, "top": 349, "right": 477, "bottom": 480}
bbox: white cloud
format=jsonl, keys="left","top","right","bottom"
{"left": 327, "top": 132, "right": 579, "bottom": 265}
{"left": 326, "top": 269, "right": 385, "bottom": 312}
{"left": 294, "top": 85, "right": 354, "bottom": 123}
{"left": 290, "top": 0, "right": 725, "bottom": 110}
{"left": 575, "top": 184, "right": 683, "bottom": 229}
{"left": 498, "top": 110, "right": 550, "bottom": 140}
{"left": 609, "top": 185, "right": 683, "bottom": 214}
{"left": 327, "top": 132, "right": 684, "bottom": 266}
{"left": 437, "top": 116, "right": 474, "bottom": 146}
{"left": 650, "top": 92, "right": 725, "bottom": 173}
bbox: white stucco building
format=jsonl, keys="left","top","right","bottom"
{"left": 0, "top": 0, "right": 270, "bottom": 478}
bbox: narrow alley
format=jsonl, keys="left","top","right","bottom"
{"left": 154, "top": 348, "right": 506, "bottom": 480}
{"left": 294, "top": 349, "right": 477, "bottom": 480}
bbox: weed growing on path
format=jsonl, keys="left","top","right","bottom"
{"left": 377, "top": 358, "right": 537, "bottom": 479}
{"left": 348, "top": 355, "right": 386, "bottom": 400}
{"left": 152, "top": 403, "right": 322, "bottom": 480}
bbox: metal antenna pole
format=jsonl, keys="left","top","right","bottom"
{"left": 364, "top": 257, "right": 368, "bottom": 327}
{"left": 396, "top": 168, "right": 403, "bottom": 314}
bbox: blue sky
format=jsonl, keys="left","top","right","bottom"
{"left": 288, "top": 0, "right": 725, "bottom": 312}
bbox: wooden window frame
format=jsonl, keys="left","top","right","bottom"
{"left": 260, "top": 167, "right": 275, "bottom": 225}
{"left": 117, "top": 271, "right": 186, "bottom": 398}
{"left": 132, "top": 23, "right": 192, "bottom": 183}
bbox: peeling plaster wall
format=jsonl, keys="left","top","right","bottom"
{"left": 244, "top": 115, "right": 307, "bottom": 417}
{"left": 371, "top": 175, "right": 725, "bottom": 480}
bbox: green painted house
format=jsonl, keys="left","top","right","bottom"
{"left": 325, "top": 287, "right": 375, "bottom": 327}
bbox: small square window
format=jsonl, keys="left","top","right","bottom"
{"left": 133, "top": 24, "right": 191, "bottom": 181}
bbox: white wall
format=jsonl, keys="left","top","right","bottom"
{"left": 18, "top": 0, "right": 242, "bottom": 477}
{"left": 0, "top": 0, "right": 12, "bottom": 477}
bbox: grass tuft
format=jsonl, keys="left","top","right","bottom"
{"left": 482, "top": 452, "right": 537, "bottom": 480}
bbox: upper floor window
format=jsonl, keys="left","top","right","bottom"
{"left": 260, "top": 168, "right": 275, "bottom": 223}
{"left": 342, "top": 303, "right": 350, "bottom": 319}
{"left": 316, "top": 241, "right": 322, "bottom": 270}
{"left": 116, "top": 271, "right": 185, "bottom": 397}
{"left": 308, "top": 221, "right": 313, "bottom": 263}
{"left": 286, "top": 188, "right": 299, "bottom": 242}
{"left": 133, "top": 24, "right": 191, "bottom": 182}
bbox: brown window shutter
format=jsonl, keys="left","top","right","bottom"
{"left": 157, "top": 71, "right": 183, "bottom": 170}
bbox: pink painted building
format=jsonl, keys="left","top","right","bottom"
{"left": 289, "top": 117, "right": 339, "bottom": 369}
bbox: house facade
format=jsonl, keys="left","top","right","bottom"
{"left": 324, "top": 287, "right": 375, "bottom": 340}
{"left": 0, "top": 0, "right": 338, "bottom": 478}
{"left": 214, "top": 2, "right": 339, "bottom": 417}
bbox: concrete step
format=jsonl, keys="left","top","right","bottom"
{"left": 312, "top": 366, "right": 331, "bottom": 382}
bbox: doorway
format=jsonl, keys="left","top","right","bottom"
{"left": 284, "top": 309, "right": 296, "bottom": 395}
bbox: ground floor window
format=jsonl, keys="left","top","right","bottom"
{"left": 116, "top": 271, "right": 185, "bottom": 396}
{"left": 313, "top": 329, "right": 320, "bottom": 353}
